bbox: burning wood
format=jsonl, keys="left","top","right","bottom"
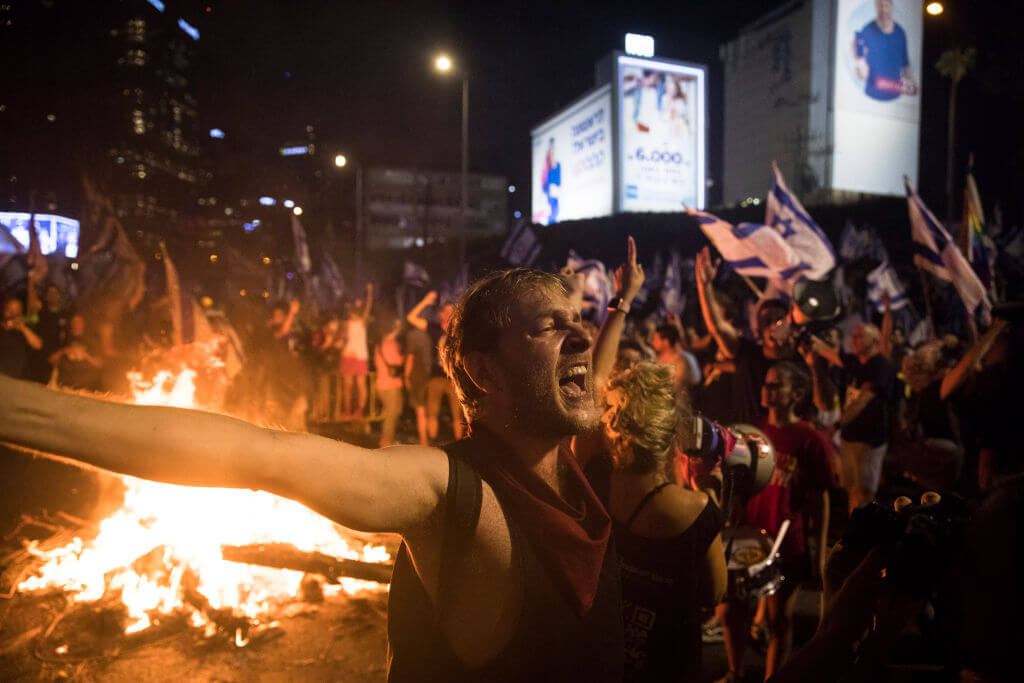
{"left": 221, "top": 543, "right": 393, "bottom": 585}
{"left": 5, "top": 366, "right": 394, "bottom": 664}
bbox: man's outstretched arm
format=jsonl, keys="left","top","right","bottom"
{"left": 0, "top": 376, "right": 447, "bottom": 535}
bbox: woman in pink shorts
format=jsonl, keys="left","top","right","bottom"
{"left": 338, "top": 283, "right": 373, "bottom": 420}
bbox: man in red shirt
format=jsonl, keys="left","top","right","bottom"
{"left": 716, "top": 361, "right": 833, "bottom": 682}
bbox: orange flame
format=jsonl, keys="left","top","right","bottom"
{"left": 18, "top": 368, "right": 389, "bottom": 636}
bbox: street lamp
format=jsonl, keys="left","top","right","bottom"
{"left": 926, "top": 2, "right": 943, "bottom": 16}
{"left": 333, "top": 152, "right": 364, "bottom": 282}
{"left": 433, "top": 52, "right": 468, "bottom": 268}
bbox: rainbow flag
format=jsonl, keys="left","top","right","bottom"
{"left": 963, "top": 168, "right": 993, "bottom": 290}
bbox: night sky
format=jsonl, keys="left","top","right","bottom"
{"left": 192, "top": 0, "right": 798, "bottom": 203}
{"left": 5, "top": 1, "right": 1022, "bottom": 218}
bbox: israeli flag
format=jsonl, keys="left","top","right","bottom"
{"left": 866, "top": 259, "right": 909, "bottom": 312}
{"left": 660, "top": 250, "right": 685, "bottom": 316}
{"left": 838, "top": 220, "right": 886, "bottom": 263}
{"left": 291, "top": 214, "right": 312, "bottom": 273}
{"left": 690, "top": 209, "right": 808, "bottom": 289}
{"left": 500, "top": 218, "right": 542, "bottom": 266}
{"left": 565, "top": 250, "right": 615, "bottom": 323}
{"left": 319, "top": 252, "right": 345, "bottom": 305}
{"left": 765, "top": 162, "right": 836, "bottom": 279}
{"left": 402, "top": 260, "right": 431, "bottom": 288}
{"left": 905, "top": 178, "right": 991, "bottom": 324}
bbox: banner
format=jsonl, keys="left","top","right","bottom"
{"left": 531, "top": 86, "right": 614, "bottom": 224}
{"left": 832, "top": 0, "right": 923, "bottom": 195}
{"left": 618, "top": 56, "right": 706, "bottom": 212}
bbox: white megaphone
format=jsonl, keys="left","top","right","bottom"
{"left": 723, "top": 424, "right": 777, "bottom": 494}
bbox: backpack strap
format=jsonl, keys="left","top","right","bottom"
{"left": 437, "top": 445, "right": 483, "bottom": 615}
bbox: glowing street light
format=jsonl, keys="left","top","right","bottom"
{"left": 334, "top": 154, "right": 347, "bottom": 168}
{"left": 926, "top": 2, "right": 943, "bottom": 15}
{"left": 432, "top": 51, "right": 468, "bottom": 267}
{"left": 293, "top": 206, "right": 303, "bottom": 216}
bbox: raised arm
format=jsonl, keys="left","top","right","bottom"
{"left": 695, "top": 247, "right": 740, "bottom": 358}
{"left": 879, "top": 292, "right": 893, "bottom": 360}
{"left": 940, "top": 318, "right": 1007, "bottom": 400}
{"left": 406, "top": 290, "right": 437, "bottom": 331}
{"left": 0, "top": 376, "right": 447, "bottom": 535}
{"left": 592, "top": 236, "right": 644, "bottom": 389}
{"left": 362, "top": 282, "right": 374, "bottom": 320}
{"left": 274, "top": 299, "right": 300, "bottom": 339}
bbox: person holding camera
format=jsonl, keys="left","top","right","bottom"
{"left": 695, "top": 247, "right": 794, "bottom": 425}
{"left": 715, "top": 361, "right": 834, "bottom": 683}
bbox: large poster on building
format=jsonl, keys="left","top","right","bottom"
{"left": 617, "top": 55, "right": 706, "bottom": 212}
{"left": 832, "top": 0, "right": 922, "bottom": 195}
{"left": 531, "top": 86, "right": 613, "bottom": 225}
{"left": 0, "top": 212, "right": 80, "bottom": 258}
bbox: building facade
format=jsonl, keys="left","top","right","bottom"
{"left": 364, "top": 168, "right": 508, "bottom": 250}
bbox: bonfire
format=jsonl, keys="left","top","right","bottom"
{"left": 5, "top": 361, "right": 393, "bottom": 661}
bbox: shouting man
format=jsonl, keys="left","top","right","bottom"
{"left": 0, "top": 267, "right": 624, "bottom": 682}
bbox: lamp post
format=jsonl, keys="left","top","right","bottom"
{"left": 334, "top": 153, "right": 364, "bottom": 282}
{"left": 434, "top": 53, "right": 468, "bottom": 269}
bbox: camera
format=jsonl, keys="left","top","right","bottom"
{"left": 767, "top": 276, "right": 842, "bottom": 351}
{"left": 839, "top": 495, "right": 971, "bottom": 600}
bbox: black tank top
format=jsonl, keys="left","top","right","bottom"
{"left": 387, "top": 439, "right": 624, "bottom": 682}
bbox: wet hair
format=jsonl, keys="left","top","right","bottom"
{"left": 440, "top": 268, "right": 569, "bottom": 421}
{"left": 606, "top": 361, "right": 693, "bottom": 475}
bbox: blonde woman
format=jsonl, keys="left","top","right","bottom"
{"left": 581, "top": 361, "right": 727, "bottom": 681}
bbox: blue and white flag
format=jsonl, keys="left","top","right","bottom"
{"left": 291, "top": 214, "right": 312, "bottom": 273}
{"left": 765, "top": 162, "right": 836, "bottom": 278}
{"left": 866, "top": 259, "right": 909, "bottom": 313}
{"left": 0, "top": 220, "right": 25, "bottom": 269}
{"left": 500, "top": 219, "right": 542, "bottom": 266}
{"left": 838, "top": 220, "right": 885, "bottom": 263}
{"left": 659, "top": 250, "right": 685, "bottom": 316}
{"left": 402, "top": 260, "right": 431, "bottom": 288}
{"left": 565, "top": 250, "right": 615, "bottom": 322}
{"left": 905, "top": 178, "right": 991, "bottom": 324}
{"left": 317, "top": 252, "right": 346, "bottom": 303}
{"left": 690, "top": 209, "right": 807, "bottom": 290}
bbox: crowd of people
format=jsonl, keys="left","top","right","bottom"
{"left": 2, "top": 230, "right": 1022, "bottom": 683}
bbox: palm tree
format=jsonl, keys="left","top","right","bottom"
{"left": 936, "top": 47, "right": 976, "bottom": 220}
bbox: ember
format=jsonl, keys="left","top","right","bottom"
{"left": 14, "top": 368, "right": 392, "bottom": 642}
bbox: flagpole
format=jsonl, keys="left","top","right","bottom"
{"left": 740, "top": 274, "right": 764, "bottom": 300}
{"left": 918, "top": 269, "right": 936, "bottom": 342}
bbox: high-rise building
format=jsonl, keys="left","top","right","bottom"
{"left": 1, "top": 0, "right": 209, "bottom": 239}
{"left": 104, "top": 1, "right": 209, "bottom": 230}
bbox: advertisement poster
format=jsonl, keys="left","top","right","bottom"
{"left": 832, "top": 0, "right": 922, "bottom": 195}
{"left": 531, "top": 86, "right": 613, "bottom": 225}
{"left": 617, "top": 55, "right": 705, "bottom": 212}
{"left": 0, "top": 212, "right": 80, "bottom": 258}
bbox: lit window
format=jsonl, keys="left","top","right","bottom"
{"left": 132, "top": 109, "right": 146, "bottom": 135}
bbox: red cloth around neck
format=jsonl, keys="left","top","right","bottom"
{"left": 467, "top": 427, "right": 611, "bottom": 616}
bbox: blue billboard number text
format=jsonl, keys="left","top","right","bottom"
{"left": 631, "top": 147, "right": 683, "bottom": 164}
{"left": 574, "top": 150, "right": 606, "bottom": 175}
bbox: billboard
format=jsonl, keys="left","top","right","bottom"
{"left": 617, "top": 55, "right": 706, "bottom": 212}
{"left": 832, "top": 0, "right": 922, "bottom": 195}
{"left": 0, "top": 212, "right": 80, "bottom": 258}
{"left": 531, "top": 85, "right": 613, "bottom": 225}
